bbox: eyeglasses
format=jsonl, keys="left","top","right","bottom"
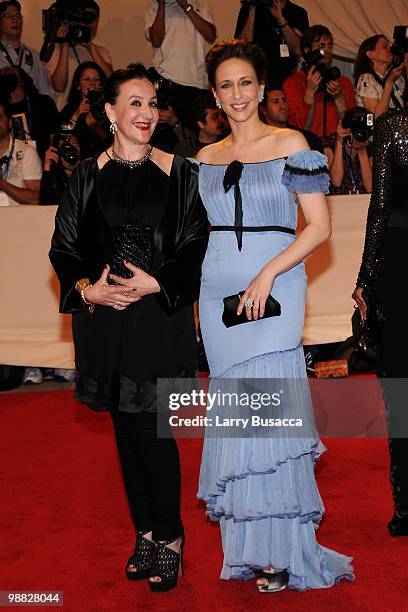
{"left": 1, "top": 12, "right": 22, "bottom": 20}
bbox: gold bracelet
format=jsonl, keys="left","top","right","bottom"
{"left": 81, "top": 286, "right": 95, "bottom": 313}
{"left": 76, "top": 278, "right": 95, "bottom": 313}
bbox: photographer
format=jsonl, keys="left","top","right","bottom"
{"left": 0, "top": 0, "right": 52, "bottom": 97}
{"left": 0, "top": 101, "right": 42, "bottom": 206}
{"left": 59, "top": 61, "right": 110, "bottom": 159}
{"left": 174, "top": 91, "right": 229, "bottom": 157}
{"left": 355, "top": 35, "right": 405, "bottom": 119}
{"left": 259, "top": 83, "right": 323, "bottom": 152}
{"left": 283, "top": 25, "right": 356, "bottom": 138}
{"left": 326, "top": 113, "right": 372, "bottom": 195}
{"left": 40, "top": 126, "right": 80, "bottom": 204}
{"left": 235, "top": 0, "right": 309, "bottom": 84}
{"left": 47, "top": 0, "right": 112, "bottom": 109}
{"left": 0, "top": 65, "right": 59, "bottom": 160}
{"left": 145, "top": 0, "right": 216, "bottom": 123}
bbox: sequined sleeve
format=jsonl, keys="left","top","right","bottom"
{"left": 282, "top": 150, "right": 330, "bottom": 194}
{"left": 356, "top": 113, "right": 395, "bottom": 289}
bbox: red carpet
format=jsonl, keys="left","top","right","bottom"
{"left": 2, "top": 389, "right": 408, "bottom": 611}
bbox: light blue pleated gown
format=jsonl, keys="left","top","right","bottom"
{"left": 197, "top": 150, "right": 355, "bottom": 590}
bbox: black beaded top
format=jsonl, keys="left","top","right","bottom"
{"left": 357, "top": 108, "right": 408, "bottom": 288}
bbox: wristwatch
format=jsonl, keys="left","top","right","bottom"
{"left": 185, "top": 4, "right": 194, "bottom": 12}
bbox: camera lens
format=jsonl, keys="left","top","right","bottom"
{"left": 59, "top": 143, "right": 80, "bottom": 166}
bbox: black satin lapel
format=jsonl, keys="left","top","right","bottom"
{"left": 153, "top": 154, "right": 181, "bottom": 256}
{"left": 80, "top": 158, "right": 109, "bottom": 279}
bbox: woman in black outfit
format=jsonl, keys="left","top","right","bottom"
{"left": 49, "top": 65, "right": 208, "bottom": 590}
{"left": 59, "top": 61, "right": 110, "bottom": 159}
{"left": 353, "top": 107, "right": 408, "bottom": 536}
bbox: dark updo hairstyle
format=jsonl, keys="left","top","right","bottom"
{"left": 354, "top": 35, "right": 387, "bottom": 85}
{"left": 206, "top": 39, "right": 267, "bottom": 89}
{"left": 104, "top": 63, "right": 154, "bottom": 105}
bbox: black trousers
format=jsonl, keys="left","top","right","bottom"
{"left": 111, "top": 411, "right": 183, "bottom": 541}
{"left": 375, "top": 228, "right": 408, "bottom": 513}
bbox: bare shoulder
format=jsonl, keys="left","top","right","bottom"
{"left": 274, "top": 128, "right": 310, "bottom": 157}
{"left": 151, "top": 147, "right": 174, "bottom": 176}
{"left": 195, "top": 141, "right": 224, "bottom": 164}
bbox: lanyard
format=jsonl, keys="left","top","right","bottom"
{"left": 344, "top": 146, "right": 360, "bottom": 194}
{"left": 0, "top": 43, "right": 24, "bottom": 68}
{"left": 1, "top": 136, "right": 16, "bottom": 182}
{"left": 70, "top": 43, "right": 81, "bottom": 65}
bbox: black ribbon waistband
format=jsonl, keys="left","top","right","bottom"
{"left": 211, "top": 225, "right": 295, "bottom": 235}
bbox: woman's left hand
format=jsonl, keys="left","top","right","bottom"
{"left": 108, "top": 261, "right": 161, "bottom": 297}
{"left": 237, "top": 269, "right": 276, "bottom": 321}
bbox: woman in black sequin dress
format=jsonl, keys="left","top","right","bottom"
{"left": 353, "top": 107, "right": 408, "bottom": 536}
{"left": 49, "top": 65, "right": 208, "bottom": 590}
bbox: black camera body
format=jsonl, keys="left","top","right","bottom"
{"left": 86, "top": 88, "right": 105, "bottom": 122}
{"left": 390, "top": 26, "right": 408, "bottom": 65}
{"left": 342, "top": 107, "right": 374, "bottom": 143}
{"left": 41, "top": 0, "right": 94, "bottom": 61}
{"left": 302, "top": 48, "right": 341, "bottom": 87}
{"left": 52, "top": 122, "right": 80, "bottom": 166}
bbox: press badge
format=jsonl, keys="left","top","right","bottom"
{"left": 280, "top": 44, "right": 290, "bottom": 58}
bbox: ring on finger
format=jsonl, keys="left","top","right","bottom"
{"left": 244, "top": 298, "right": 254, "bottom": 309}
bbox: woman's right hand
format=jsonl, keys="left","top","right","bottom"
{"left": 43, "top": 146, "right": 59, "bottom": 171}
{"left": 336, "top": 121, "right": 351, "bottom": 143}
{"left": 387, "top": 63, "right": 404, "bottom": 84}
{"left": 83, "top": 265, "right": 141, "bottom": 311}
{"left": 73, "top": 99, "right": 91, "bottom": 122}
{"left": 352, "top": 287, "right": 367, "bottom": 320}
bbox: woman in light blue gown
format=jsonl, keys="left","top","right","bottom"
{"left": 196, "top": 39, "right": 354, "bottom": 593}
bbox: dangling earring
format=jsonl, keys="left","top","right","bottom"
{"left": 215, "top": 99, "right": 221, "bottom": 109}
{"left": 109, "top": 121, "right": 118, "bottom": 135}
{"left": 258, "top": 91, "right": 264, "bottom": 103}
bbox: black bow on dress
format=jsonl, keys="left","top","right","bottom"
{"left": 223, "top": 160, "right": 244, "bottom": 251}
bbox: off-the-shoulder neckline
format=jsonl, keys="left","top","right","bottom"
{"left": 198, "top": 149, "right": 312, "bottom": 167}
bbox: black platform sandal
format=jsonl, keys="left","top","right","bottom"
{"left": 126, "top": 530, "right": 156, "bottom": 581}
{"left": 256, "top": 569, "right": 289, "bottom": 593}
{"left": 148, "top": 538, "right": 184, "bottom": 592}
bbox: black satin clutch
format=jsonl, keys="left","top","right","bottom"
{"left": 104, "top": 224, "right": 153, "bottom": 285}
{"left": 222, "top": 292, "right": 281, "bottom": 328}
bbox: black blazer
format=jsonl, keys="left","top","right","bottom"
{"left": 49, "top": 155, "right": 209, "bottom": 314}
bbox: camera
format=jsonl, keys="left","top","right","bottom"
{"left": 147, "top": 68, "right": 173, "bottom": 110}
{"left": 342, "top": 107, "right": 374, "bottom": 143}
{"left": 390, "top": 26, "right": 408, "bottom": 66}
{"left": 302, "top": 48, "right": 341, "bottom": 87}
{"left": 53, "top": 122, "right": 80, "bottom": 166}
{"left": 86, "top": 88, "right": 105, "bottom": 122}
{"left": 40, "top": 0, "right": 95, "bottom": 62}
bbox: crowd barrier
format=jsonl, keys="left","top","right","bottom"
{"left": 0, "top": 195, "right": 369, "bottom": 368}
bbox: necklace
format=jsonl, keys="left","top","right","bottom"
{"left": 111, "top": 145, "right": 153, "bottom": 168}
